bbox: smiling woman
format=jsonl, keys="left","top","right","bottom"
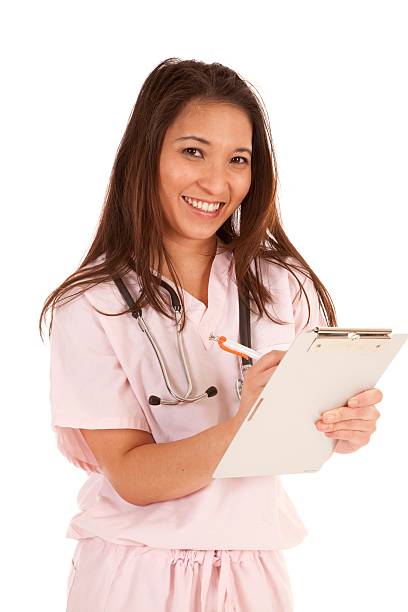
{"left": 40, "top": 57, "right": 338, "bottom": 612}
{"left": 156, "top": 99, "right": 253, "bottom": 284}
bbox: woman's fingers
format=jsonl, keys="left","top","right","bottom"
{"left": 319, "top": 404, "right": 381, "bottom": 423}
{"left": 253, "top": 350, "right": 286, "bottom": 372}
{"left": 243, "top": 362, "right": 279, "bottom": 382}
{"left": 347, "top": 387, "right": 383, "bottom": 407}
{"left": 316, "top": 418, "right": 376, "bottom": 433}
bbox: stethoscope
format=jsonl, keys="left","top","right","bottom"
{"left": 113, "top": 276, "right": 253, "bottom": 405}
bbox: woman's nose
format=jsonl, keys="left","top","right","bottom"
{"left": 196, "top": 165, "right": 229, "bottom": 196}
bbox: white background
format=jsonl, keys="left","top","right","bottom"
{"left": 2, "top": 1, "right": 407, "bottom": 610}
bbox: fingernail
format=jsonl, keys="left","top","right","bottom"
{"left": 323, "top": 413, "right": 336, "bottom": 422}
{"left": 348, "top": 399, "right": 359, "bottom": 407}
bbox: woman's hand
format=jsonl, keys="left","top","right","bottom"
{"left": 237, "top": 350, "right": 286, "bottom": 419}
{"left": 238, "top": 353, "right": 383, "bottom": 455}
{"left": 315, "top": 388, "right": 383, "bottom": 454}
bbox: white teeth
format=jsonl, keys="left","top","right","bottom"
{"left": 183, "top": 195, "right": 222, "bottom": 212}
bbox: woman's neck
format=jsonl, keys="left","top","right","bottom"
{"left": 158, "top": 235, "right": 218, "bottom": 283}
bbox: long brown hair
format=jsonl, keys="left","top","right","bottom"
{"left": 39, "top": 57, "right": 337, "bottom": 341}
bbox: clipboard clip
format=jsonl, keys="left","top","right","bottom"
{"left": 309, "top": 327, "right": 393, "bottom": 353}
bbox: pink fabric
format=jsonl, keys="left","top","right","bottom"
{"left": 67, "top": 537, "right": 294, "bottom": 611}
{"left": 49, "top": 239, "right": 327, "bottom": 549}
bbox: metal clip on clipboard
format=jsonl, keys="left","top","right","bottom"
{"left": 308, "top": 327, "right": 393, "bottom": 354}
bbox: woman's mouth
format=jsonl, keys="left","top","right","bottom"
{"left": 181, "top": 195, "right": 225, "bottom": 218}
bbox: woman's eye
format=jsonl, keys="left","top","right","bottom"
{"left": 232, "top": 156, "right": 249, "bottom": 165}
{"left": 183, "top": 147, "right": 203, "bottom": 159}
{"left": 182, "top": 148, "right": 249, "bottom": 165}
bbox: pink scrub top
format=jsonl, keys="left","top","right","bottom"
{"left": 49, "top": 241, "right": 327, "bottom": 550}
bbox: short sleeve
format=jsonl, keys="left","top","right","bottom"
{"left": 49, "top": 290, "right": 152, "bottom": 474}
{"left": 287, "top": 262, "right": 328, "bottom": 335}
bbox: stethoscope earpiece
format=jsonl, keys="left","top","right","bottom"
{"left": 148, "top": 395, "right": 161, "bottom": 405}
{"left": 205, "top": 386, "right": 218, "bottom": 398}
{"left": 148, "top": 386, "right": 218, "bottom": 406}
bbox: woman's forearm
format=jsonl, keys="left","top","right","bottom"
{"left": 117, "top": 411, "right": 247, "bottom": 505}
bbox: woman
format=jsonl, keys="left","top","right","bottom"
{"left": 39, "top": 58, "right": 382, "bottom": 612}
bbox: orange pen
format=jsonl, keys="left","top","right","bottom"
{"left": 208, "top": 334, "right": 263, "bottom": 360}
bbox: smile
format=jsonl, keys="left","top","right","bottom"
{"left": 182, "top": 195, "right": 225, "bottom": 213}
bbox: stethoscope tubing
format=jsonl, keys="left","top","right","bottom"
{"left": 138, "top": 310, "right": 215, "bottom": 404}
{"left": 113, "top": 275, "right": 250, "bottom": 406}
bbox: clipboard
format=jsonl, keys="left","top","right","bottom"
{"left": 212, "top": 327, "right": 408, "bottom": 478}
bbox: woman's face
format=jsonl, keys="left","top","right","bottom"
{"left": 158, "top": 100, "right": 252, "bottom": 246}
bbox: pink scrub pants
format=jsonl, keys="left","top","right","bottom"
{"left": 66, "top": 536, "right": 294, "bottom": 611}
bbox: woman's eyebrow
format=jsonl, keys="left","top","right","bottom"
{"left": 174, "top": 135, "right": 252, "bottom": 156}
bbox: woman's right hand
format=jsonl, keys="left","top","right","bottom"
{"left": 237, "top": 350, "right": 287, "bottom": 419}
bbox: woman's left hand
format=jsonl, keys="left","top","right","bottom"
{"left": 315, "top": 388, "right": 383, "bottom": 454}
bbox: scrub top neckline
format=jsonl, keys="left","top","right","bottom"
{"left": 147, "top": 238, "right": 233, "bottom": 348}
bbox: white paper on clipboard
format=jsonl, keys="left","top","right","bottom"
{"left": 212, "top": 327, "right": 408, "bottom": 478}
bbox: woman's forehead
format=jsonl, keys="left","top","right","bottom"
{"left": 166, "top": 102, "right": 252, "bottom": 145}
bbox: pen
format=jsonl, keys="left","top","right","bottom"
{"left": 208, "top": 334, "right": 263, "bottom": 360}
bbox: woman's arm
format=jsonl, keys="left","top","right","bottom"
{"left": 113, "top": 411, "right": 247, "bottom": 505}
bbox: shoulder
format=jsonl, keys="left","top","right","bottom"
{"left": 283, "top": 256, "right": 316, "bottom": 303}
{"left": 255, "top": 253, "right": 314, "bottom": 299}
{"left": 56, "top": 253, "right": 140, "bottom": 315}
